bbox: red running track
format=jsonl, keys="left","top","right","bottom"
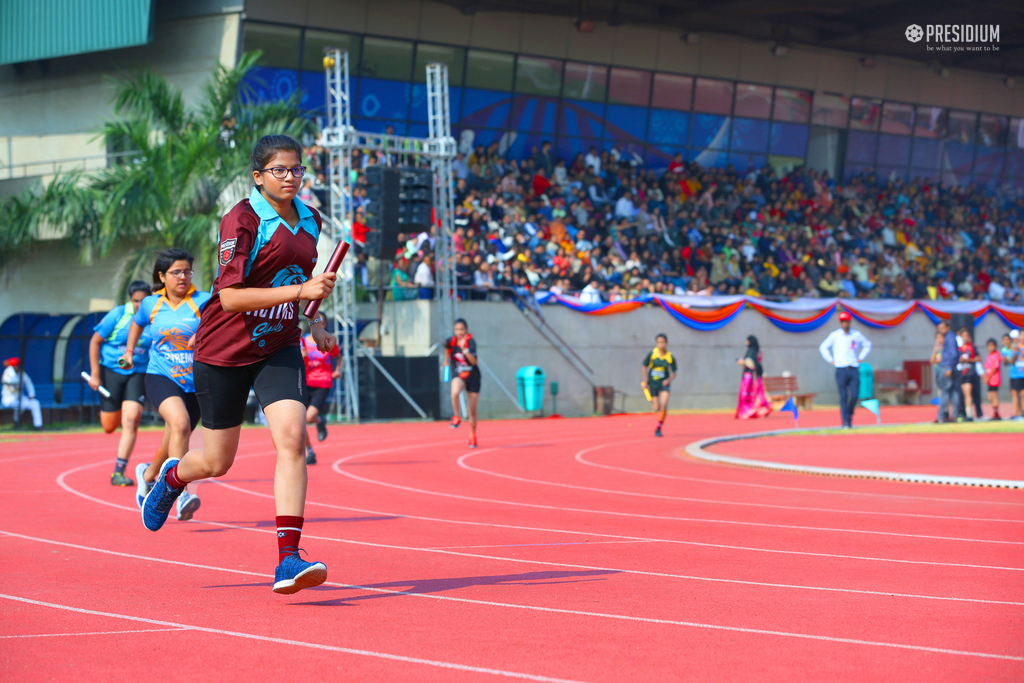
{"left": 1, "top": 406, "right": 1022, "bottom": 681}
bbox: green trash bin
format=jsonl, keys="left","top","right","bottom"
{"left": 516, "top": 366, "right": 546, "bottom": 411}
{"left": 858, "top": 362, "right": 874, "bottom": 400}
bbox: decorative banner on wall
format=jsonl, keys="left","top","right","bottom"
{"left": 535, "top": 293, "right": 1024, "bottom": 333}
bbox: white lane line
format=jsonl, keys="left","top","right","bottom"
{"left": 215, "top": 479, "right": 1024, "bottom": 573}
{"left": 457, "top": 442, "right": 1023, "bottom": 524}
{"left": 574, "top": 444, "right": 1024, "bottom": 508}
{"left": 0, "top": 593, "right": 583, "bottom": 682}
{"left": 333, "top": 450, "right": 1022, "bottom": 545}
{"left": 0, "top": 628, "right": 185, "bottom": 639}
{"left": 1, "top": 550, "right": 1020, "bottom": 663}
{"left": 426, "top": 541, "right": 661, "bottom": 549}
{"left": 687, "top": 433, "right": 1024, "bottom": 489}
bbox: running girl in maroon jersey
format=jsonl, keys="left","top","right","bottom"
{"left": 445, "top": 318, "right": 481, "bottom": 447}
{"left": 140, "top": 135, "right": 337, "bottom": 595}
{"left": 301, "top": 324, "right": 340, "bottom": 465}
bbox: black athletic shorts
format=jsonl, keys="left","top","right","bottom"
{"left": 145, "top": 374, "right": 201, "bottom": 431}
{"left": 649, "top": 380, "right": 669, "bottom": 395}
{"left": 309, "top": 386, "right": 331, "bottom": 413}
{"left": 1012, "top": 377, "right": 1024, "bottom": 392}
{"left": 458, "top": 368, "right": 481, "bottom": 394}
{"left": 195, "top": 345, "right": 308, "bottom": 430}
{"left": 99, "top": 366, "right": 146, "bottom": 413}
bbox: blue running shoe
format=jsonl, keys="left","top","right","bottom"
{"left": 273, "top": 553, "right": 328, "bottom": 595}
{"left": 135, "top": 462, "right": 151, "bottom": 510}
{"left": 175, "top": 487, "right": 200, "bottom": 521}
{"left": 142, "top": 459, "right": 183, "bottom": 532}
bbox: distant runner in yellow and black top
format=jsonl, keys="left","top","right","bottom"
{"left": 642, "top": 333, "right": 677, "bottom": 437}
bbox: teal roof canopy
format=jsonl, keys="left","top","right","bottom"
{"left": 0, "top": 0, "right": 154, "bottom": 66}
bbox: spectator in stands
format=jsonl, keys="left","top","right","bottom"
{"left": 1, "top": 357, "right": 42, "bottom": 430}
{"left": 935, "top": 320, "right": 959, "bottom": 423}
{"left": 414, "top": 253, "right": 435, "bottom": 299}
{"left": 957, "top": 327, "right": 980, "bottom": 422}
{"left": 983, "top": 338, "right": 1002, "bottom": 420}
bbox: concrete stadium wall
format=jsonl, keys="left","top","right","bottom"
{"left": 245, "top": 0, "right": 1024, "bottom": 117}
{"left": 369, "top": 299, "right": 1020, "bottom": 419}
{"left": 0, "top": 12, "right": 240, "bottom": 174}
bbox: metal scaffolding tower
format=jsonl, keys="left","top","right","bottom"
{"left": 319, "top": 48, "right": 457, "bottom": 421}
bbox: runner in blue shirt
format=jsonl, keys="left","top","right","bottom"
{"left": 1003, "top": 331, "right": 1024, "bottom": 420}
{"left": 120, "top": 249, "right": 210, "bottom": 521}
{"left": 88, "top": 281, "right": 154, "bottom": 486}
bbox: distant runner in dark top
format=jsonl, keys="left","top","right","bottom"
{"left": 446, "top": 318, "right": 481, "bottom": 448}
{"left": 642, "top": 333, "right": 677, "bottom": 438}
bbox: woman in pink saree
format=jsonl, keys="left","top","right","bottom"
{"left": 736, "top": 335, "right": 772, "bottom": 419}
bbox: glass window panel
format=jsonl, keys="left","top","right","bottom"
{"left": 359, "top": 37, "right": 413, "bottom": 80}
{"left": 773, "top": 88, "right": 811, "bottom": 123}
{"left": 506, "top": 132, "right": 550, "bottom": 162}
{"left": 876, "top": 165, "right": 908, "bottom": 183}
{"left": 458, "top": 88, "right": 511, "bottom": 129}
{"left": 849, "top": 97, "right": 881, "bottom": 131}
{"left": 691, "top": 114, "right": 730, "bottom": 149}
{"left": 414, "top": 43, "right": 465, "bottom": 86}
{"left": 909, "top": 167, "right": 940, "bottom": 183}
{"left": 974, "top": 175, "right": 1000, "bottom": 192}
{"left": 769, "top": 122, "right": 809, "bottom": 157}
{"left": 728, "top": 153, "right": 767, "bottom": 173}
{"left": 465, "top": 50, "right": 514, "bottom": 91}
{"left": 647, "top": 109, "right": 690, "bottom": 147}
{"left": 608, "top": 68, "right": 651, "bottom": 106}
{"left": 244, "top": 23, "right": 301, "bottom": 69}
{"left": 515, "top": 56, "right": 563, "bottom": 96}
{"left": 298, "top": 70, "right": 326, "bottom": 114}
{"left": 558, "top": 99, "right": 605, "bottom": 137}
{"left": 973, "top": 146, "right": 1004, "bottom": 175}
{"left": 845, "top": 130, "right": 878, "bottom": 164}
{"left": 689, "top": 147, "right": 729, "bottom": 168}
{"left": 1010, "top": 118, "right": 1024, "bottom": 149}
{"left": 978, "top": 114, "right": 1008, "bottom": 147}
{"left": 877, "top": 133, "right": 912, "bottom": 166}
{"left": 410, "top": 85, "right": 462, "bottom": 123}
{"left": 356, "top": 77, "right": 411, "bottom": 121}
{"left": 767, "top": 155, "right": 805, "bottom": 175}
{"left": 693, "top": 78, "right": 734, "bottom": 115}
{"left": 911, "top": 138, "right": 942, "bottom": 170}
{"left": 244, "top": 67, "right": 299, "bottom": 104}
{"left": 651, "top": 73, "right": 693, "bottom": 111}
{"left": 604, "top": 104, "right": 648, "bottom": 141}
{"left": 734, "top": 84, "right": 772, "bottom": 119}
{"left": 843, "top": 162, "right": 871, "bottom": 182}
{"left": 945, "top": 140, "right": 975, "bottom": 174}
{"left": 562, "top": 62, "right": 607, "bottom": 102}
{"left": 914, "top": 106, "right": 946, "bottom": 138}
{"left": 811, "top": 93, "right": 849, "bottom": 128}
{"left": 1004, "top": 149, "right": 1024, "bottom": 179}
{"left": 511, "top": 95, "right": 558, "bottom": 133}
{"left": 644, "top": 147, "right": 674, "bottom": 169}
{"left": 302, "top": 30, "right": 360, "bottom": 73}
{"left": 946, "top": 110, "right": 977, "bottom": 143}
{"left": 729, "top": 117, "right": 770, "bottom": 152}
{"left": 458, "top": 128, "right": 505, "bottom": 150}
{"left": 880, "top": 102, "right": 914, "bottom": 135}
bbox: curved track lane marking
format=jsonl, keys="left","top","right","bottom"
{"left": 332, "top": 446, "right": 1022, "bottom": 545}
{"left": 0, "top": 592, "right": 581, "bottom": 682}
{"left": 57, "top": 452, "right": 1024, "bottom": 572}
{"left": 3, "top": 536, "right": 1022, "bottom": 663}
{"left": 574, "top": 444, "right": 1024, "bottom": 507}
{"left": 456, "top": 441, "right": 1022, "bottom": 524}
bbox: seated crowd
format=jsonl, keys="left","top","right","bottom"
{"left": 303, "top": 139, "right": 1024, "bottom": 305}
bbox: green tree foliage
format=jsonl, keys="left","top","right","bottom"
{"left": 0, "top": 52, "right": 316, "bottom": 289}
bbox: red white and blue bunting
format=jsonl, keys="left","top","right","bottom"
{"left": 533, "top": 293, "right": 1024, "bottom": 333}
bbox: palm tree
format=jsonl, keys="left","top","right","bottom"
{"left": 0, "top": 52, "right": 316, "bottom": 289}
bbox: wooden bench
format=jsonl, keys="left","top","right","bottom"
{"left": 764, "top": 376, "right": 816, "bottom": 410}
{"left": 875, "top": 369, "right": 917, "bottom": 405}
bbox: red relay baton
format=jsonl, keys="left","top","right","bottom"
{"left": 303, "top": 240, "right": 350, "bottom": 319}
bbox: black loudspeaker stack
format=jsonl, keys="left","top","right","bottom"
{"left": 363, "top": 166, "right": 433, "bottom": 259}
{"left": 948, "top": 312, "right": 974, "bottom": 338}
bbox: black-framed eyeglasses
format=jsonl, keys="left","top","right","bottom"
{"left": 166, "top": 269, "right": 193, "bottom": 279}
{"left": 258, "top": 166, "right": 306, "bottom": 179}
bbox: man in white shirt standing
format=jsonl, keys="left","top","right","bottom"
{"left": 818, "top": 311, "right": 872, "bottom": 428}
{"left": 2, "top": 357, "right": 43, "bottom": 430}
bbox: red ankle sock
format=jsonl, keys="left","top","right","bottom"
{"left": 165, "top": 464, "right": 187, "bottom": 489}
{"left": 277, "top": 516, "right": 304, "bottom": 563}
